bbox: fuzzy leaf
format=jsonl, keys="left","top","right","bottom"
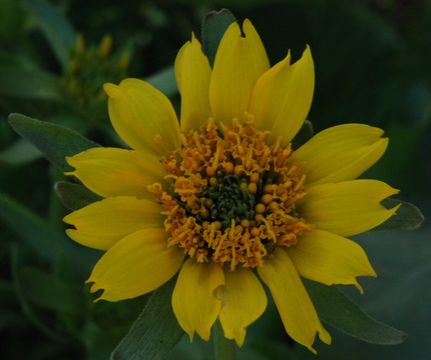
{"left": 111, "top": 278, "right": 183, "bottom": 360}
{"left": 374, "top": 198, "right": 424, "bottom": 231}
{"left": 54, "top": 181, "right": 101, "bottom": 211}
{"left": 305, "top": 280, "right": 407, "bottom": 345}
{"left": 8, "top": 113, "right": 99, "bottom": 172}
{"left": 202, "top": 9, "right": 236, "bottom": 66}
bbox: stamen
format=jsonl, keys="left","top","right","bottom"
{"left": 150, "top": 119, "right": 312, "bottom": 269}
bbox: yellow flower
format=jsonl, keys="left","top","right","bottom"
{"left": 63, "top": 20, "right": 399, "bottom": 352}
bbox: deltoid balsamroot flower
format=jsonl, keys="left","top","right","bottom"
{"left": 64, "top": 20, "right": 399, "bottom": 352}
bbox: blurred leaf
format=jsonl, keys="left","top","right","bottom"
{"left": 8, "top": 113, "right": 99, "bottom": 172}
{"left": 0, "top": 280, "right": 15, "bottom": 306}
{"left": 305, "top": 280, "right": 407, "bottom": 345}
{"left": 292, "top": 120, "right": 314, "bottom": 149}
{"left": 0, "top": 312, "right": 23, "bottom": 331}
{"left": 374, "top": 199, "right": 424, "bottom": 231}
{"left": 20, "top": 267, "right": 82, "bottom": 314}
{"left": 0, "top": 138, "right": 42, "bottom": 165}
{"left": 202, "top": 9, "right": 236, "bottom": 66}
{"left": 367, "top": 126, "right": 424, "bottom": 186}
{"left": 0, "top": 192, "right": 70, "bottom": 262}
{"left": 111, "top": 278, "right": 184, "bottom": 360}
{"left": 82, "top": 320, "right": 119, "bottom": 360}
{"left": 24, "top": 0, "right": 77, "bottom": 70}
{"left": 247, "top": 339, "right": 296, "bottom": 360}
{"left": 0, "top": 66, "right": 62, "bottom": 100}
{"left": 0, "top": 0, "right": 27, "bottom": 42}
{"left": 0, "top": 192, "right": 95, "bottom": 269}
{"left": 145, "top": 66, "right": 178, "bottom": 98}
{"left": 10, "top": 244, "right": 61, "bottom": 340}
{"left": 55, "top": 181, "right": 101, "bottom": 211}
{"left": 213, "top": 321, "right": 237, "bottom": 360}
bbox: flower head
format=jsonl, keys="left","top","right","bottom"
{"left": 64, "top": 20, "right": 399, "bottom": 352}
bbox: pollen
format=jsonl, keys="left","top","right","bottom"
{"left": 150, "top": 118, "right": 312, "bottom": 270}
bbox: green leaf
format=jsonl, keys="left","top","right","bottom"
{"left": 0, "top": 192, "right": 71, "bottom": 262}
{"left": 0, "top": 138, "right": 42, "bottom": 165}
{"left": 24, "top": 0, "right": 76, "bottom": 70}
{"left": 292, "top": 120, "right": 314, "bottom": 149}
{"left": 374, "top": 198, "right": 424, "bottom": 231}
{"left": 20, "top": 267, "right": 82, "bottom": 314}
{"left": 10, "top": 245, "right": 61, "bottom": 340}
{"left": 8, "top": 113, "right": 99, "bottom": 172}
{"left": 0, "top": 66, "right": 61, "bottom": 100}
{"left": 305, "top": 280, "right": 407, "bottom": 345}
{"left": 0, "top": 311, "right": 23, "bottom": 331}
{"left": 111, "top": 278, "right": 184, "bottom": 360}
{"left": 55, "top": 181, "right": 102, "bottom": 211}
{"left": 0, "top": 280, "right": 15, "bottom": 306}
{"left": 0, "top": 0, "right": 27, "bottom": 41}
{"left": 213, "top": 321, "right": 237, "bottom": 360}
{"left": 0, "top": 192, "right": 96, "bottom": 270}
{"left": 202, "top": 9, "right": 236, "bottom": 66}
{"left": 145, "top": 66, "right": 178, "bottom": 98}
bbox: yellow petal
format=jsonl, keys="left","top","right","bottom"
{"left": 104, "top": 78, "right": 180, "bottom": 156}
{"left": 217, "top": 268, "right": 267, "bottom": 346}
{"left": 64, "top": 196, "right": 164, "bottom": 250}
{"left": 175, "top": 34, "right": 211, "bottom": 132}
{"left": 288, "top": 229, "right": 377, "bottom": 293}
{"left": 292, "top": 124, "right": 388, "bottom": 185}
{"left": 88, "top": 228, "right": 184, "bottom": 301}
{"left": 209, "top": 19, "right": 269, "bottom": 128}
{"left": 172, "top": 259, "right": 224, "bottom": 341}
{"left": 258, "top": 248, "right": 331, "bottom": 353}
{"left": 250, "top": 46, "right": 314, "bottom": 145}
{"left": 300, "top": 180, "right": 400, "bottom": 237}
{"left": 66, "top": 147, "right": 165, "bottom": 198}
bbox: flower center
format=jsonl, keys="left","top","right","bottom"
{"left": 150, "top": 118, "right": 312, "bottom": 269}
{"left": 201, "top": 171, "right": 257, "bottom": 228}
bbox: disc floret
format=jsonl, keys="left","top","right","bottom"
{"left": 150, "top": 118, "right": 312, "bottom": 270}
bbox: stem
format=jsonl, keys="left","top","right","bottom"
{"left": 213, "top": 321, "right": 237, "bottom": 360}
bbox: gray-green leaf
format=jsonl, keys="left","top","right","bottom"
{"left": 305, "top": 280, "right": 407, "bottom": 345}
{"left": 202, "top": 9, "right": 236, "bottom": 66}
{"left": 111, "top": 278, "right": 184, "bottom": 360}
{"left": 374, "top": 198, "right": 424, "bottom": 231}
{"left": 55, "top": 181, "right": 101, "bottom": 211}
{"left": 8, "top": 113, "right": 99, "bottom": 172}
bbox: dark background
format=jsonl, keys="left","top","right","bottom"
{"left": 0, "top": 0, "right": 429, "bottom": 359}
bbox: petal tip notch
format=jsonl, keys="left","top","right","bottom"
{"left": 103, "top": 83, "right": 122, "bottom": 98}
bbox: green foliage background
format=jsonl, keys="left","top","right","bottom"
{"left": 0, "top": 0, "right": 429, "bottom": 359}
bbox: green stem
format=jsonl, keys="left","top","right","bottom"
{"left": 213, "top": 321, "right": 237, "bottom": 360}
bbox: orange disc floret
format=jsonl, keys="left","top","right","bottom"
{"left": 150, "top": 119, "right": 312, "bottom": 270}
